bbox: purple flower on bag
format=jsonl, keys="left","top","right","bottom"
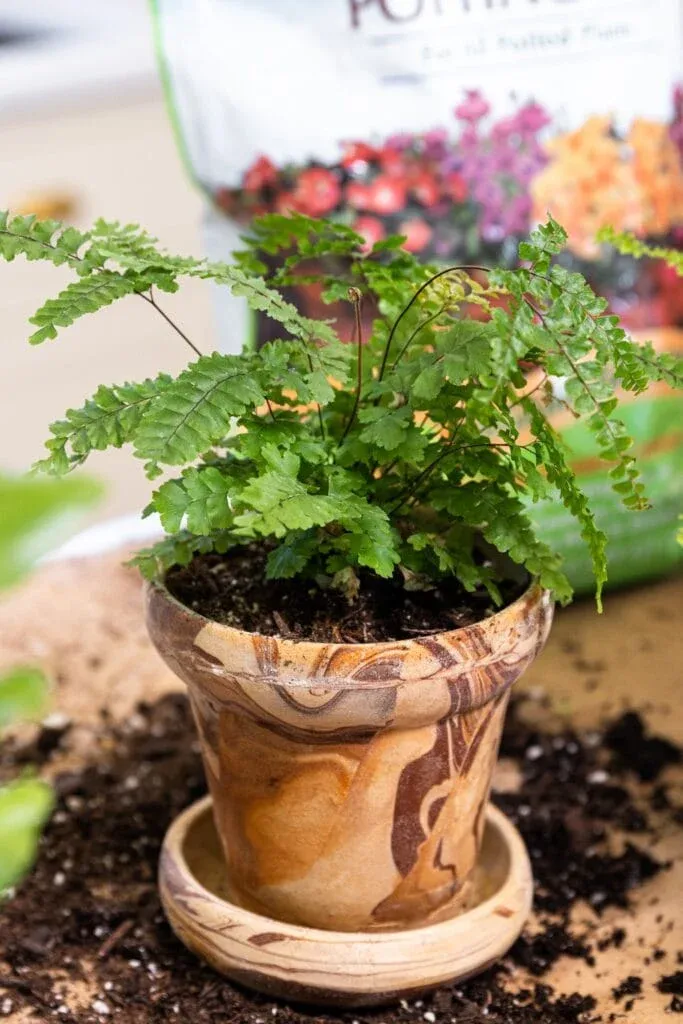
{"left": 384, "top": 132, "right": 413, "bottom": 152}
{"left": 422, "top": 128, "right": 449, "bottom": 159}
{"left": 454, "top": 90, "right": 490, "bottom": 124}
{"left": 515, "top": 101, "right": 552, "bottom": 135}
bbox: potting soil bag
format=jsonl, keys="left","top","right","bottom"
{"left": 150, "top": 0, "right": 683, "bottom": 593}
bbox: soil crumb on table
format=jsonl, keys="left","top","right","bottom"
{"left": 166, "top": 548, "right": 526, "bottom": 643}
{"left": 1, "top": 698, "right": 681, "bottom": 1023}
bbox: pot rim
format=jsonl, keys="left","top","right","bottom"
{"left": 147, "top": 572, "right": 551, "bottom": 659}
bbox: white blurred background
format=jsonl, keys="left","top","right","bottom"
{"left": 0, "top": 0, "right": 212, "bottom": 520}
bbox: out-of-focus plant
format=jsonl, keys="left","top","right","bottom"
{"left": 0, "top": 472, "right": 101, "bottom": 892}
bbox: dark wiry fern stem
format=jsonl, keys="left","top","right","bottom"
{"left": 139, "top": 288, "right": 202, "bottom": 358}
{"left": 378, "top": 264, "right": 490, "bottom": 381}
{"left": 389, "top": 440, "right": 532, "bottom": 515}
{"left": 0, "top": 228, "right": 203, "bottom": 360}
{"left": 390, "top": 304, "right": 447, "bottom": 372}
{"left": 339, "top": 288, "right": 364, "bottom": 446}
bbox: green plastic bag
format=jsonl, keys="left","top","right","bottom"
{"left": 530, "top": 390, "right": 683, "bottom": 594}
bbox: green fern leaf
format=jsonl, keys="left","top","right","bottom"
{"left": 130, "top": 531, "right": 230, "bottom": 580}
{"left": 194, "top": 263, "right": 339, "bottom": 347}
{"left": 597, "top": 226, "right": 683, "bottom": 275}
{"left": 524, "top": 401, "right": 608, "bottom": 608}
{"left": 153, "top": 466, "right": 244, "bottom": 535}
{"left": 0, "top": 213, "right": 84, "bottom": 267}
{"left": 340, "top": 499, "right": 400, "bottom": 578}
{"left": 358, "top": 406, "right": 412, "bottom": 451}
{"left": 35, "top": 375, "right": 173, "bottom": 475}
{"left": 134, "top": 353, "right": 264, "bottom": 470}
{"left": 430, "top": 479, "right": 572, "bottom": 603}
{"left": 28, "top": 272, "right": 141, "bottom": 343}
{"left": 266, "top": 532, "right": 319, "bottom": 579}
{"left": 517, "top": 216, "right": 568, "bottom": 272}
{"left": 236, "top": 468, "right": 346, "bottom": 538}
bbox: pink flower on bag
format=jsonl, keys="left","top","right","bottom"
{"left": 276, "top": 192, "right": 299, "bottom": 215}
{"left": 292, "top": 168, "right": 342, "bottom": 216}
{"left": 215, "top": 188, "right": 238, "bottom": 214}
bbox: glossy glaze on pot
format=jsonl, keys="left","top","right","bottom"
{"left": 146, "top": 581, "right": 552, "bottom": 932}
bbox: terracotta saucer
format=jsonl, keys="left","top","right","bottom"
{"left": 159, "top": 795, "right": 532, "bottom": 1008}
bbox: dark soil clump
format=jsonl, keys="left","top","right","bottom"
{"left": 658, "top": 971, "right": 683, "bottom": 995}
{"left": 604, "top": 711, "right": 681, "bottom": 782}
{"left": 658, "top": 973, "right": 683, "bottom": 1014}
{"left": 165, "top": 547, "right": 527, "bottom": 643}
{"left": 0, "top": 695, "right": 680, "bottom": 1024}
{"left": 611, "top": 976, "right": 642, "bottom": 1001}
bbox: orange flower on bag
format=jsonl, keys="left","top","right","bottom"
{"left": 532, "top": 115, "right": 683, "bottom": 258}
{"left": 629, "top": 119, "right": 683, "bottom": 236}
{"left": 531, "top": 118, "right": 646, "bottom": 259}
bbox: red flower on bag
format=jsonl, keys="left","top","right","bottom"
{"left": 276, "top": 192, "right": 299, "bottom": 215}
{"left": 353, "top": 216, "right": 385, "bottom": 253}
{"left": 378, "top": 147, "right": 407, "bottom": 177}
{"left": 293, "top": 168, "right": 342, "bottom": 216}
{"left": 341, "top": 141, "right": 378, "bottom": 168}
{"left": 399, "top": 217, "right": 433, "bottom": 253}
{"left": 368, "top": 174, "right": 407, "bottom": 214}
{"left": 215, "top": 187, "right": 238, "bottom": 214}
{"left": 444, "top": 172, "right": 468, "bottom": 203}
{"left": 411, "top": 171, "right": 441, "bottom": 208}
{"left": 243, "top": 156, "right": 277, "bottom": 192}
{"left": 346, "top": 182, "right": 373, "bottom": 210}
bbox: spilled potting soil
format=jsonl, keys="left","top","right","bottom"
{"left": 0, "top": 694, "right": 681, "bottom": 1023}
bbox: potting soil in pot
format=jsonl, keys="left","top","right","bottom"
{"left": 163, "top": 546, "right": 526, "bottom": 642}
{"left": 1, "top": 692, "right": 681, "bottom": 1023}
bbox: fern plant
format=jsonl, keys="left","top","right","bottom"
{"left": 2, "top": 210, "right": 681, "bottom": 614}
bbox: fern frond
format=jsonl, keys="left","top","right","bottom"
{"left": 6, "top": 207, "right": 681, "bottom": 609}
{"left": 130, "top": 530, "right": 232, "bottom": 581}
{"left": 28, "top": 272, "right": 142, "bottom": 344}
{"left": 597, "top": 226, "right": 683, "bottom": 275}
{"left": 429, "top": 479, "right": 572, "bottom": 603}
{"left": 134, "top": 353, "right": 265, "bottom": 471}
{"left": 523, "top": 400, "right": 608, "bottom": 608}
{"left": 34, "top": 374, "right": 173, "bottom": 474}
{"left": 196, "top": 264, "right": 339, "bottom": 347}
{"left": 234, "top": 457, "right": 347, "bottom": 538}
{"left": 153, "top": 466, "right": 241, "bottom": 535}
{"left": 0, "top": 212, "right": 88, "bottom": 267}
{"left": 608, "top": 333, "right": 683, "bottom": 393}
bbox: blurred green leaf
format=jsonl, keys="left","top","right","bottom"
{"left": 0, "top": 471, "right": 101, "bottom": 895}
{"left": 0, "top": 667, "right": 49, "bottom": 731}
{"left": 0, "top": 473, "right": 103, "bottom": 590}
{"left": 0, "top": 778, "right": 54, "bottom": 892}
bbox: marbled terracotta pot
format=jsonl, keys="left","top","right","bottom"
{"left": 146, "top": 580, "right": 553, "bottom": 933}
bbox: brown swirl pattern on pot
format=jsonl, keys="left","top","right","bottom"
{"left": 147, "top": 581, "right": 552, "bottom": 932}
